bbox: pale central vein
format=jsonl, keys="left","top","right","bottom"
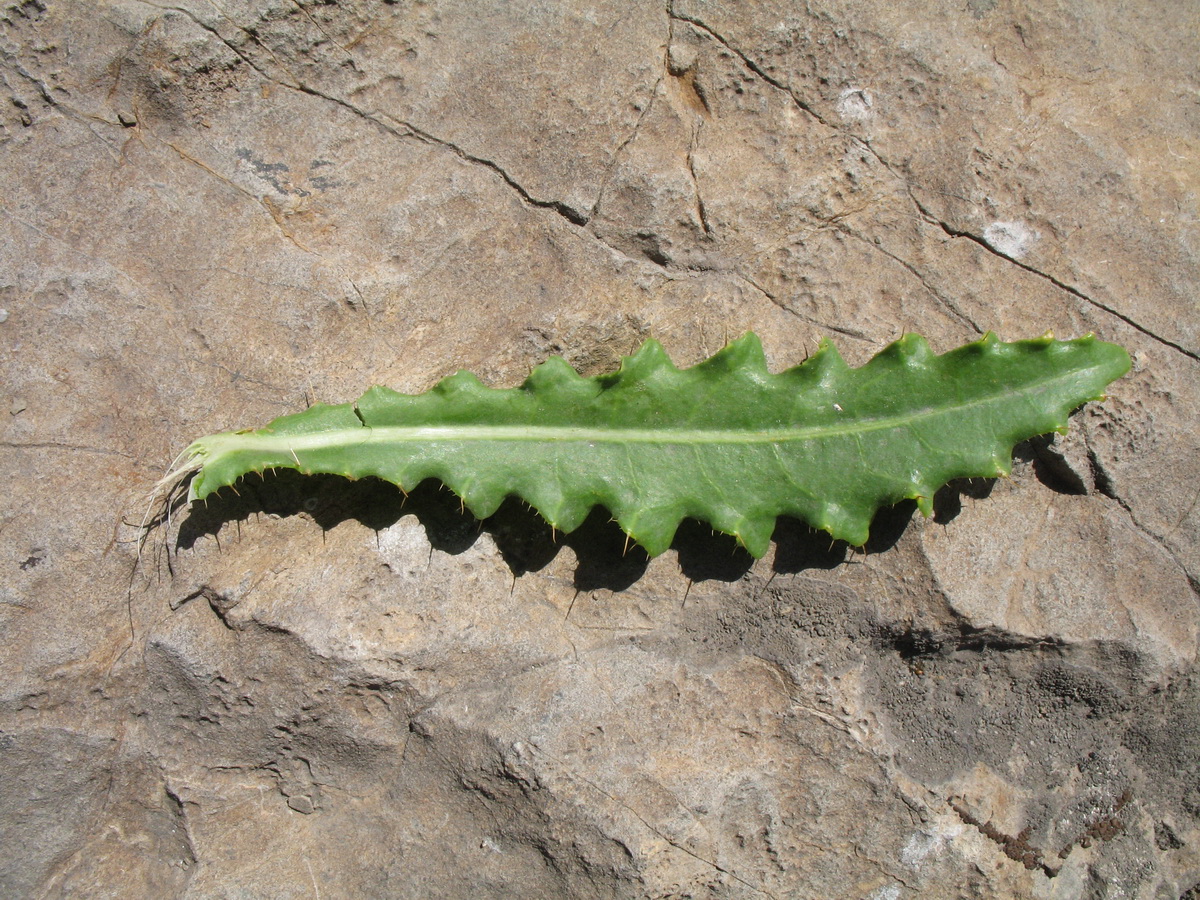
{"left": 208, "top": 369, "right": 1092, "bottom": 457}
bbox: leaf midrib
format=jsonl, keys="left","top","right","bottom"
{"left": 214, "top": 366, "right": 1097, "bottom": 457}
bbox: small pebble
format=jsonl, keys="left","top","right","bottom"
{"left": 286, "top": 795, "right": 315, "bottom": 814}
{"left": 11, "top": 398, "right": 27, "bottom": 415}
{"left": 0, "top": 309, "right": 8, "bottom": 323}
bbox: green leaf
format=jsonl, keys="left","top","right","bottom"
{"left": 169, "top": 332, "right": 1130, "bottom": 558}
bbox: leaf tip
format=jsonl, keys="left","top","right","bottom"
{"left": 620, "top": 507, "right": 682, "bottom": 558}
{"left": 731, "top": 516, "right": 774, "bottom": 558}
{"left": 524, "top": 354, "right": 584, "bottom": 392}
{"left": 436, "top": 369, "right": 487, "bottom": 396}
{"left": 727, "top": 330, "right": 766, "bottom": 358}
{"left": 696, "top": 331, "right": 769, "bottom": 378}
{"left": 883, "top": 332, "right": 934, "bottom": 367}
{"left": 809, "top": 338, "right": 849, "bottom": 377}
{"left": 619, "top": 337, "right": 675, "bottom": 380}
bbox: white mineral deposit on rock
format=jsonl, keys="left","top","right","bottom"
{"left": 836, "top": 87, "right": 873, "bottom": 121}
{"left": 983, "top": 220, "right": 1039, "bottom": 259}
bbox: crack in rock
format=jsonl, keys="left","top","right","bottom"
{"left": 841, "top": 229, "right": 983, "bottom": 335}
{"left": 668, "top": 5, "right": 1198, "bottom": 364}
{"left": 140, "top": 1, "right": 594, "bottom": 227}
{"left": 916, "top": 201, "right": 1200, "bottom": 363}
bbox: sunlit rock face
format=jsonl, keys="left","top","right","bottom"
{"left": 1, "top": 1, "right": 1197, "bottom": 897}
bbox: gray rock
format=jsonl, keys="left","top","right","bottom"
{"left": 2, "top": 0, "right": 1198, "bottom": 897}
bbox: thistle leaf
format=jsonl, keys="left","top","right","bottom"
{"left": 170, "top": 332, "right": 1130, "bottom": 557}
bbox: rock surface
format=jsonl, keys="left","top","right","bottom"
{"left": 2, "top": 0, "right": 1198, "bottom": 897}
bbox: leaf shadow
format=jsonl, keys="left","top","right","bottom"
{"left": 172, "top": 470, "right": 662, "bottom": 592}
{"left": 172, "top": 469, "right": 936, "bottom": 591}
{"left": 932, "top": 476, "right": 998, "bottom": 525}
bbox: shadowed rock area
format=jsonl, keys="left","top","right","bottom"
{"left": 2, "top": 1, "right": 1198, "bottom": 897}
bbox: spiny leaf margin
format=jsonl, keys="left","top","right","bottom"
{"left": 161, "top": 331, "right": 1131, "bottom": 558}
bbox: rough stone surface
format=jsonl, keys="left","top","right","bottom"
{"left": 2, "top": 1, "right": 1198, "bottom": 897}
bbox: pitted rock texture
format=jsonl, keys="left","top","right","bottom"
{"left": 2, "top": 1, "right": 1198, "bottom": 897}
